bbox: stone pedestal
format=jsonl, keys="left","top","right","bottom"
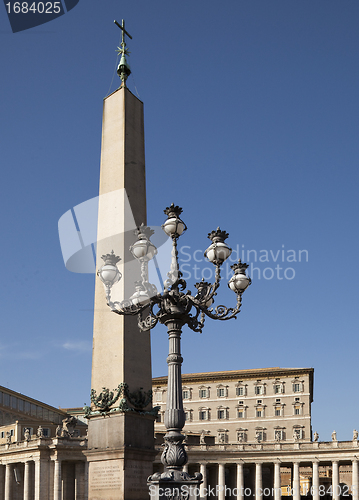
{"left": 86, "top": 413, "right": 156, "bottom": 500}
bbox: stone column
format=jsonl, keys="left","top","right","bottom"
{"left": 200, "top": 464, "right": 207, "bottom": 500}
{"left": 218, "top": 464, "right": 226, "bottom": 500}
{"left": 34, "top": 459, "right": 49, "bottom": 500}
{"left": 292, "top": 463, "right": 300, "bottom": 500}
{"left": 255, "top": 463, "right": 263, "bottom": 500}
{"left": 84, "top": 461, "right": 88, "bottom": 499}
{"left": 274, "top": 462, "right": 281, "bottom": 500}
{"left": 0, "top": 465, "right": 5, "bottom": 500}
{"left": 236, "top": 463, "right": 244, "bottom": 500}
{"left": 54, "top": 460, "right": 62, "bottom": 500}
{"left": 332, "top": 461, "right": 339, "bottom": 500}
{"left": 352, "top": 460, "right": 359, "bottom": 500}
{"left": 4, "top": 464, "right": 12, "bottom": 500}
{"left": 75, "top": 462, "right": 86, "bottom": 500}
{"left": 312, "top": 462, "right": 319, "bottom": 500}
{"left": 24, "top": 461, "right": 32, "bottom": 500}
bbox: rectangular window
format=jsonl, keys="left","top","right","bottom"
{"left": 218, "top": 410, "right": 225, "bottom": 419}
{"left": 294, "top": 406, "right": 300, "bottom": 415}
{"left": 237, "top": 432, "right": 246, "bottom": 442}
{"left": 238, "top": 410, "right": 244, "bottom": 418}
{"left": 199, "top": 411, "right": 207, "bottom": 420}
{"left": 42, "top": 428, "right": 50, "bottom": 437}
{"left": 255, "top": 386, "right": 263, "bottom": 395}
{"left": 183, "top": 390, "right": 189, "bottom": 399}
{"left": 218, "top": 388, "right": 225, "bottom": 397}
{"left": 236, "top": 387, "right": 244, "bottom": 396}
{"left": 274, "top": 385, "right": 281, "bottom": 394}
{"left": 276, "top": 398, "right": 281, "bottom": 403}
{"left": 1, "top": 432, "right": 4, "bottom": 438}
{"left": 256, "top": 410, "right": 263, "bottom": 418}
{"left": 218, "top": 433, "right": 227, "bottom": 443}
{"left": 294, "top": 428, "right": 303, "bottom": 439}
{"left": 275, "top": 408, "right": 281, "bottom": 416}
{"left": 256, "top": 431, "right": 264, "bottom": 442}
{"left": 199, "top": 389, "right": 207, "bottom": 398}
{"left": 155, "top": 392, "right": 162, "bottom": 401}
{"left": 275, "top": 430, "right": 283, "bottom": 441}
{"left": 293, "top": 383, "right": 301, "bottom": 392}
{"left": 257, "top": 400, "right": 262, "bottom": 404}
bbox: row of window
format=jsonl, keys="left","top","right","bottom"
{"left": 170, "top": 381, "right": 304, "bottom": 401}
{"left": 195, "top": 406, "right": 303, "bottom": 421}
{"left": 157, "top": 403, "right": 304, "bottom": 423}
{"left": 0, "top": 392, "right": 63, "bottom": 424}
{"left": 217, "top": 427, "right": 305, "bottom": 444}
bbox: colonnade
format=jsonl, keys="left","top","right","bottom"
{"left": 0, "top": 459, "right": 87, "bottom": 500}
{"left": 184, "top": 458, "right": 359, "bottom": 500}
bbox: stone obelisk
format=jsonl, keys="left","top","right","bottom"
{"left": 85, "top": 21, "right": 156, "bottom": 500}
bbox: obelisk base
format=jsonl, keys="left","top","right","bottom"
{"left": 86, "top": 413, "right": 156, "bottom": 500}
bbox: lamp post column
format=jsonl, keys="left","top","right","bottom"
{"left": 162, "top": 318, "right": 187, "bottom": 470}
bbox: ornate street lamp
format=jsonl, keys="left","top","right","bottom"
{"left": 97, "top": 204, "right": 251, "bottom": 498}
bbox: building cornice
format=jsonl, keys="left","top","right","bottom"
{"left": 153, "top": 367, "right": 314, "bottom": 388}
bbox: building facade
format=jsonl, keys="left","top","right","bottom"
{"left": 0, "top": 385, "right": 87, "bottom": 500}
{"left": 153, "top": 367, "right": 314, "bottom": 445}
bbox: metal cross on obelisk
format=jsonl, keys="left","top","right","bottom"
{"left": 114, "top": 19, "right": 132, "bottom": 83}
{"left": 114, "top": 19, "right": 132, "bottom": 44}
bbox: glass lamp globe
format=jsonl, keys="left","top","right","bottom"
{"left": 204, "top": 228, "right": 232, "bottom": 265}
{"left": 205, "top": 241, "right": 232, "bottom": 265}
{"left": 162, "top": 203, "right": 187, "bottom": 238}
{"left": 228, "top": 261, "right": 251, "bottom": 293}
{"left": 162, "top": 217, "right": 186, "bottom": 237}
{"left": 130, "top": 282, "right": 150, "bottom": 307}
{"left": 130, "top": 237, "right": 157, "bottom": 261}
{"left": 97, "top": 251, "right": 122, "bottom": 287}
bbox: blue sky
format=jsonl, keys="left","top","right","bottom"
{"left": 1, "top": 0, "right": 359, "bottom": 441}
